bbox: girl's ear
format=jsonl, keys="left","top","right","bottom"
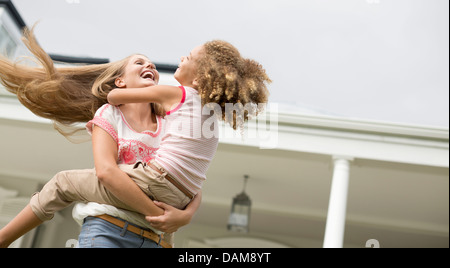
{"left": 192, "top": 78, "right": 199, "bottom": 88}
{"left": 115, "top": 77, "right": 126, "bottom": 88}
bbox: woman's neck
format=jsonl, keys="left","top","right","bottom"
{"left": 119, "top": 103, "right": 157, "bottom": 132}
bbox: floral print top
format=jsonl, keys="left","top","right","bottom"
{"left": 86, "top": 104, "right": 163, "bottom": 164}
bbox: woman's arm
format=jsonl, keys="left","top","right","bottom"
{"left": 145, "top": 191, "right": 202, "bottom": 233}
{"left": 92, "top": 125, "right": 164, "bottom": 216}
{"left": 107, "top": 85, "right": 183, "bottom": 112}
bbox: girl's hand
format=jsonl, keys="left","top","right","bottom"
{"left": 107, "top": 88, "right": 121, "bottom": 106}
{"left": 145, "top": 201, "right": 192, "bottom": 233}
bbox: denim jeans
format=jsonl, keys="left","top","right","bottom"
{"left": 78, "top": 216, "right": 162, "bottom": 248}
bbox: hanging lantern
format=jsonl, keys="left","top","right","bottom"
{"left": 227, "top": 175, "right": 252, "bottom": 233}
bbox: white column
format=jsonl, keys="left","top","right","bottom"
{"left": 323, "top": 156, "right": 354, "bottom": 248}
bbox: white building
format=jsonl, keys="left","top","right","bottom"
{"left": 0, "top": 0, "right": 448, "bottom": 248}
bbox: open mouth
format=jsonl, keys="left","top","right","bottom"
{"left": 140, "top": 70, "right": 155, "bottom": 81}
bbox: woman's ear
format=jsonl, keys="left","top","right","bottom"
{"left": 115, "top": 77, "right": 126, "bottom": 88}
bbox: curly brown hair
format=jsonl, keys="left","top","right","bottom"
{"left": 196, "top": 40, "right": 271, "bottom": 130}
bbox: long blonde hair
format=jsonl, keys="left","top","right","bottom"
{"left": 0, "top": 27, "right": 159, "bottom": 140}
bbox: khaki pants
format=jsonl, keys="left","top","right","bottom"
{"left": 30, "top": 162, "right": 191, "bottom": 222}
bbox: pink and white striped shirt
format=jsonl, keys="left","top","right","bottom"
{"left": 155, "top": 86, "right": 219, "bottom": 195}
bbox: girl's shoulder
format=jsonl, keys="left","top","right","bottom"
{"left": 179, "top": 86, "right": 199, "bottom": 101}
{"left": 182, "top": 86, "right": 198, "bottom": 94}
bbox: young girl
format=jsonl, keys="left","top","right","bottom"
{"left": 0, "top": 28, "right": 200, "bottom": 248}
{"left": 107, "top": 42, "right": 271, "bottom": 197}
{"left": 0, "top": 29, "right": 271, "bottom": 247}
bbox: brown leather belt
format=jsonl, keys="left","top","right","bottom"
{"left": 94, "top": 214, "right": 172, "bottom": 248}
{"left": 147, "top": 162, "right": 195, "bottom": 200}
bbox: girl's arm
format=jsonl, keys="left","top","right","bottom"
{"left": 146, "top": 191, "right": 202, "bottom": 233}
{"left": 107, "top": 85, "right": 183, "bottom": 113}
{"left": 92, "top": 125, "right": 164, "bottom": 216}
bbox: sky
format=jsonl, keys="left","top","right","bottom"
{"left": 11, "top": 0, "right": 449, "bottom": 127}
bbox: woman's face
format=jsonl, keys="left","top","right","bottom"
{"left": 116, "top": 55, "right": 160, "bottom": 88}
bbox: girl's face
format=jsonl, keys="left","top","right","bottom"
{"left": 174, "top": 45, "right": 204, "bottom": 88}
{"left": 115, "top": 55, "right": 160, "bottom": 88}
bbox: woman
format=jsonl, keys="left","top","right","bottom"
{"left": 72, "top": 53, "right": 201, "bottom": 248}
{"left": 0, "top": 28, "right": 198, "bottom": 248}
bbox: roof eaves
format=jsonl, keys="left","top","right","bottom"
{"left": 0, "top": 0, "right": 27, "bottom": 29}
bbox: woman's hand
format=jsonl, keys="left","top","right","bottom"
{"left": 92, "top": 125, "right": 164, "bottom": 216}
{"left": 146, "top": 191, "right": 202, "bottom": 233}
{"left": 145, "top": 201, "right": 191, "bottom": 233}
